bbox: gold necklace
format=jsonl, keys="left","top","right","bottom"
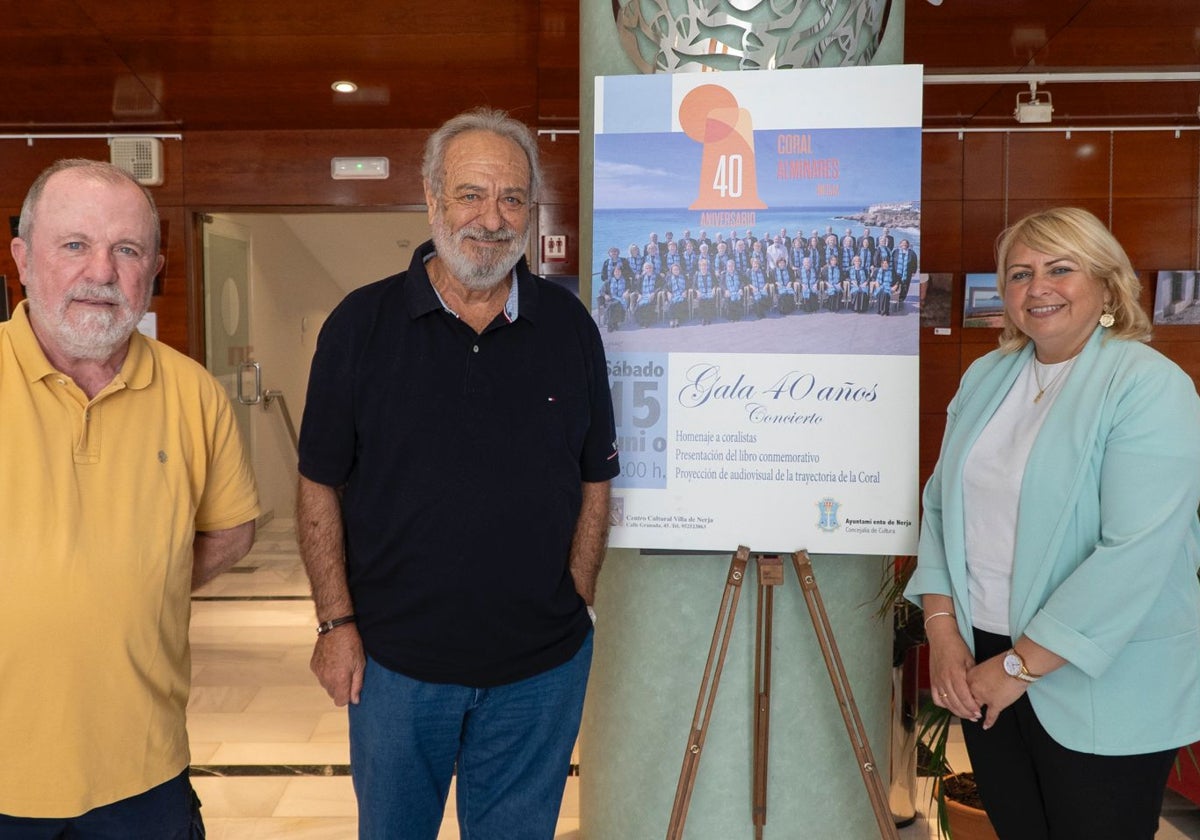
{"left": 1032, "top": 359, "right": 1070, "bottom": 403}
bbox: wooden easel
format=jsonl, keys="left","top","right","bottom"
{"left": 665, "top": 547, "right": 899, "bottom": 840}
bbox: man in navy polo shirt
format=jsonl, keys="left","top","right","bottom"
{"left": 296, "top": 108, "right": 619, "bottom": 840}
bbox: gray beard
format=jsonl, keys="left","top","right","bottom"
{"left": 27, "top": 283, "right": 147, "bottom": 361}
{"left": 430, "top": 216, "right": 528, "bottom": 291}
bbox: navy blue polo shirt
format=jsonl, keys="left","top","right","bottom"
{"left": 298, "top": 241, "right": 619, "bottom": 687}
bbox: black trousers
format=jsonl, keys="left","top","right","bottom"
{"left": 961, "top": 628, "right": 1177, "bottom": 840}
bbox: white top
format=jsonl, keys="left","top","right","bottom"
{"left": 962, "top": 354, "right": 1076, "bottom": 634}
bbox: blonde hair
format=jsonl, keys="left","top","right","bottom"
{"left": 993, "top": 207, "right": 1150, "bottom": 353}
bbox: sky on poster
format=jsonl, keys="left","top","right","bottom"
{"left": 593, "top": 127, "right": 917, "bottom": 209}
{"left": 595, "top": 65, "right": 923, "bottom": 132}
{"left": 593, "top": 66, "right": 922, "bottom": 210}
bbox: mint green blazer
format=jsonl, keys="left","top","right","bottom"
{"left": 907, "top": 327, "right": 1200, "bottom": 754}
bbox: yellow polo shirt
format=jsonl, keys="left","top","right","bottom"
{"left": 0, "top": 302, "right": 259, "bottom": 817}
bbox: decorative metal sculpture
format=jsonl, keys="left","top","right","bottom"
{"left": 613, "top": 0, "right": 891, "bottom": 74}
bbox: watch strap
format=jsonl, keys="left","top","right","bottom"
{"left": 1008, "top": 648, "right": 1042, "bottom": 682}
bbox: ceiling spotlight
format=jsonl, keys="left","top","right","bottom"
{"left": 331, "top": 80, "right": 358, "bottom": 94}
{"left": 1014, "top": 81, "right": 1053, "bottom": 124}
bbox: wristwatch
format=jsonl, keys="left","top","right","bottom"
{"left": 1003, "top": 649, "right": 1041, "bottom": 683}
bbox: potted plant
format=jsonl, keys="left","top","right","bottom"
{"left": 878, "top": 558, "right": 1001, "bottom": 840}
{"left": 882, "top": 526, "right": 1200, "bottom": 836}
{"left": 917, "top": 701, "right": 998, "bottom": 840}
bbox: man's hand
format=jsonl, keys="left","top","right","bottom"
{"left": 311, "top": 624, "right": 366, "bottom": 706}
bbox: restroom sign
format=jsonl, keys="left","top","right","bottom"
{"left": 542, "top": 234, "right": 568, "bottom": 262}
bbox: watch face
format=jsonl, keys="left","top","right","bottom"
{"left": 1003, "top": 653, "right": 1022, "bottom": 676}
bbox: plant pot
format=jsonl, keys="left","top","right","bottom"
{"left": 941, "top": 774, "right": 999, "bottom": 840}
{"left": 945, "top": 796, "right": 999, "bottom": 840}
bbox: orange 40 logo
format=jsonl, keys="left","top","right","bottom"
{"left": 680, "top": 84, "right": 767, "bottom": 211}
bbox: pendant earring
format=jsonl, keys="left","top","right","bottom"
{"left": 1099, "top": 306, "right": 1115, "bottom": 328}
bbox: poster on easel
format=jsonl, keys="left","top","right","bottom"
{"left": 593, "top": 65, "right": 922, "bottom": 555}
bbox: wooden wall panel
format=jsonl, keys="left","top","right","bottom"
{"left": 1004, "top": 197, "right": 1110, "bottom": 229}
{"left": 918, "top": 199, "right": 962, "bottom": 269}
{"left": 921, "top": 133, "right": 963, "bottom": 202}
{"left": 1113, "top": 131, "right": 1200, "bottom": 199}
{"left": 182, "top": 130, "right": 430, "bottom": 208}
{"left": 918, "top": 342, "right": 961, "bottom": 418}
{"left": 535, "top": 131, "right": 580, "bottom": 277}
{"left": 918, "top": 413, "right": 945, "bottom": 488}
{"left": 535, "top": 131, "right": 578, "bottom": 205}
{"left": 960, "top": 200, "right": 1005, "bottom": 269}
{"left": 1112, "top": 197, "right": 1199, "bottom": 269}
{"left": 958, "top": 340, "right": 997, "bottom": 370}
{"left": 537, "top": 0, "right": 581, "bottom": 124}
{"left": 1007, "top": 132, "right": 1111, "bottom": 200}
{"left": 147, "top": 205, "right": 189, "bottom": 351}
{"left": 961, "top": 133, "right": 1005, "bottom": 201}
{"left": 0, "top": 138, "right": 184, "bottom": 207}
{"left": 1151, "top": 341, "right": 1200, "bottom": 385}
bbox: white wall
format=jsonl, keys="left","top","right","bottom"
{"left": 215, "top": 211, "right": 430, "bottom": 523}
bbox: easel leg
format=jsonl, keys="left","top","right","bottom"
{"left": 791, "top": 551, "right": 901, "bottom": 840}
{"left": 666, "top": 546, "right": 751, "bottom": 840}
{"left": 753, "top": 555, "right": 784, "bottom": 840}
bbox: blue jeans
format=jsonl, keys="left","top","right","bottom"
{"left": 0, "top": 770, "right": 201, "bottom": 839}
{"left": 349, "top": 631, "right": 592, "bottom": 840}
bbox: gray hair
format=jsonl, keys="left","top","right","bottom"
{"left": 18, "top": 158, "right": 161, "bottom": 253}
{"left": 421, "top": 108, "right": 541, "bottom": 203}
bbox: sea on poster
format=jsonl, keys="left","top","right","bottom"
{"left": 592, "top": 65, "right": 922, "bottom": 555}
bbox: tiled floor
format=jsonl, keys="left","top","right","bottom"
{"left": 189, "top": 520, "right": 582, "bottom": 839}
{"left": 189, "top": 520, "right": 1200, "bottom": 839}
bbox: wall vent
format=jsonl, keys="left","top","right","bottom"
{"left": 109, "top": 137, "right": 164, "bottom": 186}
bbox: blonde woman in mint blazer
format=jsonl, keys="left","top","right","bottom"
{"left": 906, "top": 207, "right": 1200, "bottom": 840}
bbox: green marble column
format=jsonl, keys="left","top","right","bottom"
{"left": 577, "top": 4, "right": 909, "bottom": 838}
{"left": 582, "top": 550, "right": 894, "bottom": 838}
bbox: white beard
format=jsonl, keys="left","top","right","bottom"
{"left": 430, "top": 212, "right": 528, "bottom": 291}
{"left": 26, "top": 281, "right": 148, "bottom": 361}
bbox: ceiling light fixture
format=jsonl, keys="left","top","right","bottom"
{"left": 1014, "top": 81, "right": 1053, "bottom": 124}
{"left": 331, "top": 80, "right": 358, "bottom": 94}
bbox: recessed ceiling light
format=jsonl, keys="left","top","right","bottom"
{"left": 331, "top": 81, "right": 358, "bottom": 94}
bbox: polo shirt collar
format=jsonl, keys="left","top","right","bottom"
{"left": 6, "top": 299, "right": 153, "bottom": 391}
{"left": 405, "top": 239, "right": 539, "bottom": 326}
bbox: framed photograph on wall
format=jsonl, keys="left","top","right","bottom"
{"left": 963, "top": 272, "right": 1004, "bottom": 328}
{"left": 1151, "top": 270, "right": 1200, "bottom": 325}
{"left": 919, "top": 272, "right": 953, "bottom": 330}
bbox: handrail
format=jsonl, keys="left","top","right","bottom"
{"left": 263, "top": 389, "right": 299, "bottom": 455}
